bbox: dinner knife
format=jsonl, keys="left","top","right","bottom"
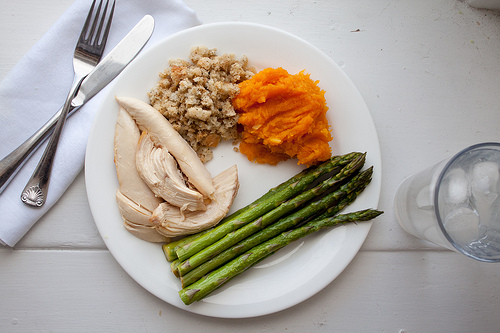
{"left": 0, "top": 14, "right": 155, "bottom": 194}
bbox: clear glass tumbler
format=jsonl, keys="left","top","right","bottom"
{"left": 394, "top": 142, "right": 500, "bottom": 262}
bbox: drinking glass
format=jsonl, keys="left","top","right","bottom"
{"left": 394, "top": 142, "right": 500, "bottom": 262}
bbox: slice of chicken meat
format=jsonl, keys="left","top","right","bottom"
{"left": 150, "top": 164, "right": 239, "bottom": 237}
{"left": 115, "top": 96, "right": 215, "bottom": 199}
{"left": 116, "top": 191, "right": 171, "bottom": 242}
{"left": 123, "top": 222, "right": 169, "bottom": 243}
{"left": 136, "top": 131, "right": 206, "bottom": 212}
{"left": 114, "top": 107, "right": 163, "bottom": 212}
{"left": 114, "top": 107, "right": 169, "bottom": 242}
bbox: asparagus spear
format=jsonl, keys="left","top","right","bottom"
{"left": 179, "top": 167, "right": 372, "bottom": 286}
{"left": 162, "top": 228, "right": 213, "bottom": 262}
{"left": 175, "top": 152, "right": 363, "bottom": 262}
{"left": 170, "top": 259, "right": 181, "bottom": 278}
{"left": 179, "top": 209, "right": 383, "bottom": 305}
{"left": 176, "top": 154, "right": 366, "bottom": 276}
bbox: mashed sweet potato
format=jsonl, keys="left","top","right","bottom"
{"left": 232, "top": 67, "right": 332, "bottom": 166}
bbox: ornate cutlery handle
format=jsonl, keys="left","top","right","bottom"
{"left": 20, "top": 81, "right": 83, "bottom": 207}
{"left": 0, "top": 104, "right": 78, "bottom": 195}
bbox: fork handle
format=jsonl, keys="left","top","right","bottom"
{"left": 0, "top": 103, "right": 79, "bottom": 195}
{"left": 20, "top": 79, "right": 84, "bottom": 207}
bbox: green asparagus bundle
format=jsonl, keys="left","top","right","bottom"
{"left": 178, "top": 167, "right": 373, "bottom": 285}
{"left": 162, "top": 229, "right": 213, "bottom": 262}
{"left": 174, "top": 152, "right": 364, "bottom": 262}
{"left": 175, "top": 153, "right": 366, "bottom": 277}
{"left": 179, "top": 209, "right": 383, "bottom": 305}
{"left": 159, "top": 151, "right": 381, "bottom": 305}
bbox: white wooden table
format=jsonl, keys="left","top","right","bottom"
{"left": 1, "top": 0, "right": 500, "bottom": 331}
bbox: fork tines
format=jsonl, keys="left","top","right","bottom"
{"left": 80, "top": 0, "right": 115, "bottom": 50}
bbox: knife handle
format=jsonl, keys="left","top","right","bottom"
{"left": 0, "top": 104, "right": 77, "bottom": 195}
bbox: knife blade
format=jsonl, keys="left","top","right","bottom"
{"left": 0, "top": 14, "right": 155, "bottom": 194}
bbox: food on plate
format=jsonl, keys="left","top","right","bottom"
{"left": 147, "top": 47, "right": 332, "bottom": 167}
{"left": 158, "top": 151, "right": 382, "bottom": 304}
{"left": 179, "top": 209, "right": 382, "bottom": 305}
{"left": 113, "top": 96, "right": 239, "bottom": 242}
{"left": 116, "top": 96, "right": 215, "bottom": 198}
{"left": 170, "top": 152, "right": 364, "bottom": 262}
{"left": 148, "top": 46, "right": 256, "bottom": 163}
{"left": 233, "top": 67, "right": 333, "bottom": 166}
{"left": 150, "top": 165, "right": 239, "bottom": 238}
{"left": 136, "top": 131, "right": 205, "bottom": 212}
{"left": 162, "top": 228, "right": 212, "bottom": 263}
{"left": 113, "top": 107, "right": 168, "bottom": 242}
{"left": 176, "top": 154, "right": 369, "bottom": 283}
{"left": 112, "top": 46, "right": 376, "bottom": 304}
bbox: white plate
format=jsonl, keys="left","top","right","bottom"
{"left": 85, "top": 22, "right": 381, "bottom": 318}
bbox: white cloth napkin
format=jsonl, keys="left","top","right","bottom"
{"left": 0, "top": 0, "right": 201, "bottom": 247}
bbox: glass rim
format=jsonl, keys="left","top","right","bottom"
{"left": 434, "top": 142, "right": 500, "bottom": 263}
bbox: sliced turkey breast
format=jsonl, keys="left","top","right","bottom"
{"left": 136, "top": 131, "right": 206, "bottom": 212}
{"left": 123, "top": 220, "right": 170, "bottom": 243}
{"left": 114, "top": 107, "right": 163, "bottom": 213}
{"left": 114, "top": 107, "right": 166, "bottom": 242}
{"left": 115, "top": 96, "right": 215, "bottom": 199}
{"left": 115, "top": 190, "right": 153, "bottom": 226}
{"left": 150, "top": 165, "right": 239, "bottom": 237}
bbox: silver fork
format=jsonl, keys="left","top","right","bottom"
{"left": 21, "top": 0, "right": 115, "bottom": 207}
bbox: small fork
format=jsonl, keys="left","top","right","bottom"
{"left": 21, "top": 0, "right": 115, "bottom": 207}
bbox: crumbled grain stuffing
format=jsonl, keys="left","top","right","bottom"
{"left": 148, "top": 46, "right": 256, "bottom": 162}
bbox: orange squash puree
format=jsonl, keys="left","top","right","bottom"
{"left": 232, "top": 67, "right": 332, "bottom": 166}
